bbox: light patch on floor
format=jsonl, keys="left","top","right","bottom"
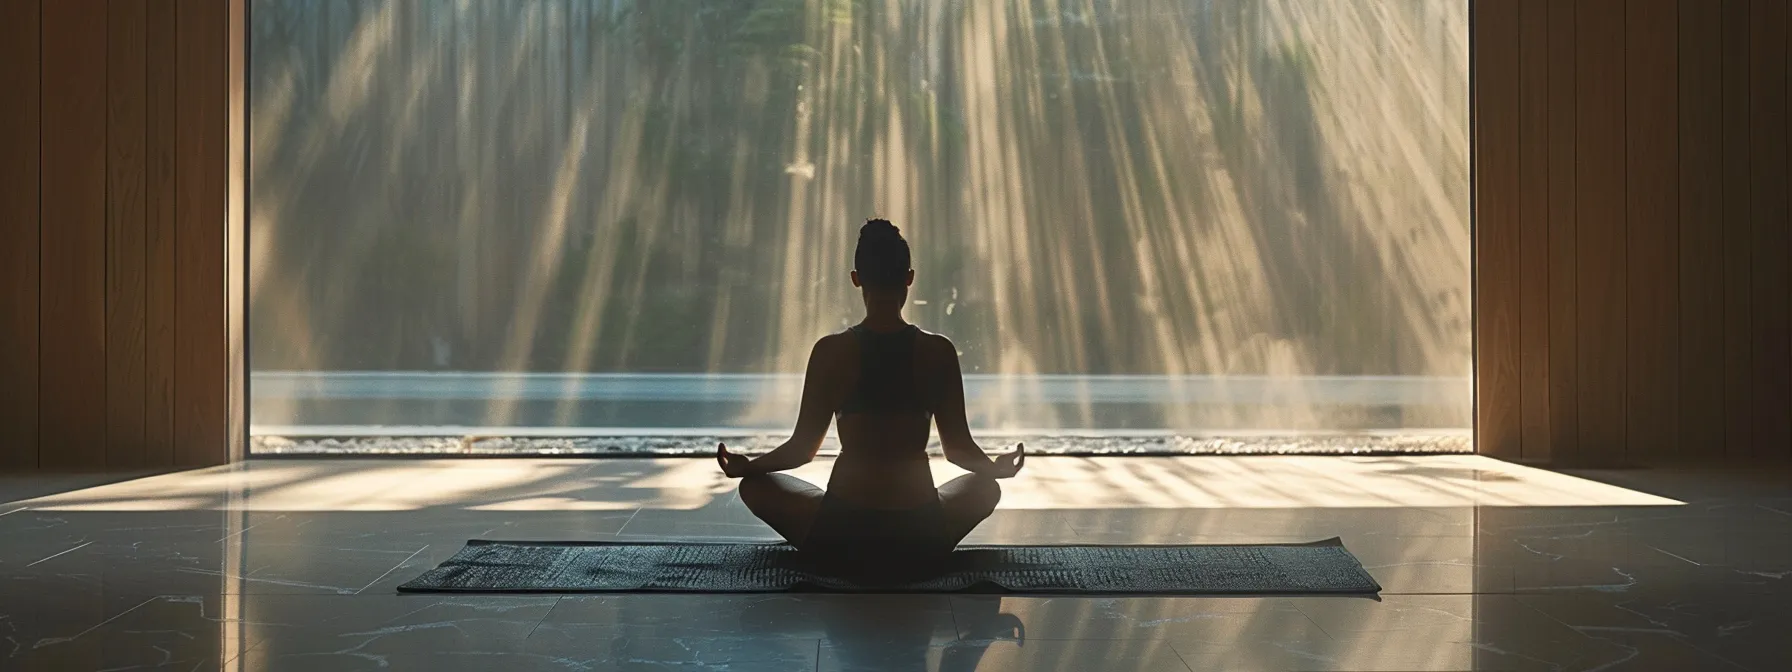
{"left": 15, "top": 455, "right": 1680, "bottom": 512}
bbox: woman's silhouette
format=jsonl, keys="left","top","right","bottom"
{"left": 716, "top": 218, "right": 1024, "bottom": 573}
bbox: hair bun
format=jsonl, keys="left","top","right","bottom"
{"left": 854, "top": 218, "right": 912, "bottom": 286}
{"left": 861, "top": 218, "right": 901, "bottom": 239}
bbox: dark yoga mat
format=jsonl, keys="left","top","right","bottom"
{"left": 397, "top": 538, "right": 1381, "bottom": 595}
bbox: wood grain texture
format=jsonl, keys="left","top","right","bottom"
{"left": 1518, "top": 0, "right": 1552, "bottom": 462}
{"left": 1466, "top": 0, "right": 1792, "bottom": 466}
{"left": 1678, "top": 0, "right": 1728, "bottom": 459}
{"left": 175, "top": 0, "right": 228, "bottom": 466}
{"left": 1546, "top": 0, "right": 1581, "bottom": 462}
{"left": 1748, "top": 0, "right": 1791, "bottom": 459}
{"left": 107, "top": 0, "right": 149, "bottom": 469}
{"left": 1575, "top": 0, "right": 1628, "bottom": 464}
{"left": 1474, "top": 0, "right": 1524, "bottom": 460}
{"left": 1625, "top": 0, "right": 1680, "bottom": 461}
{"left": 39, "top": 0, "right": 110, "bottom": 470}
{"left": 146, "top": 0, "right": 177, "bottom": 467}
{"left": 0, "top": 0, "right": 42, "bottom": 470}
{"left": 1721, "top": 0, "right": 1754, "bottom": 457}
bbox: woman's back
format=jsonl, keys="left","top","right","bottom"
{"left": 837, "top": 324, "right": 928, "bottom": 415}
{"left": 826, "top": 323, "right": 951, "bottom": 509}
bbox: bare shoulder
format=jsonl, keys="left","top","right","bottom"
{"left": 914, "top": 328, "right": 958, "bottom": 360}
{"left": 803, "top": 333, "right": 853, "bottom": 387}
{"left": 812, "top": 331, "right": 852, "bottom": 358}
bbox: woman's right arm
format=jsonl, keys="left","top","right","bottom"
{"left": 740, "top": 336, "right": 839, "bottom": 475}
{"left": 933, "top": 335, "right": 1022, "bottom": 478}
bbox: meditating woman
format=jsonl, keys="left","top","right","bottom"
{"left": 715, "top": 218, "right": 1024, "bottom": 571}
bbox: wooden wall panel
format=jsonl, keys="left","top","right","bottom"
{"left": 1749, "top": 0, "right": 1791, "bottom": 459}
{"left": 1574, "top": 0, "right": 1629, "bottom": 463}
{"left": 1679, "top": 0, "right": 1728, "bottom": 457}
{"left": 1474, "top": 0, "right": 1523, "bottom": 461}
{"left": 39, "top": 0, "right": 110, "bottom": 470}
{"left": 0, "top": 0, "right": 238, "bottom": 472}
{"left": 1721, "top": 0, "right": 1754, "bottom": 457}
{"left": 1518, "top": 0, "right": 1552, "bottom": 462}
{"left": 146, "top": 0, "right": 178, "bottom": 467}
{"left": 0, "top": 0, "right": 42, "bottom": 471}
{"left": 107, "top": 0, "right": 150, "bottom": 468}
{"left": 175, "top": 0, "right": 229, "bottom": 466}
{"left": 1478, "top": 0, "right": 1792, "bottom": 465}
{"left": 1546, "top": 0, "right": 1580, "bottom": 461}
{"left": 1625, "top": 0, "right": 1680, "bottom": 461}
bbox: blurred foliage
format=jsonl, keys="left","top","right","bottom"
{"left": 249, "top": 0, "right": 1471, "bottom": 387}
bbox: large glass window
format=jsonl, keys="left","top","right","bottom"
{"left": 249, "top": 0, "right": 1471, "bottom": 454}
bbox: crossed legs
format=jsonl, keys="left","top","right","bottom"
{"left": 736, "top": 473, "right": 826, "bottom": 548}
{"left": 736, "top": 472, "right": 1001, "bottom": 550}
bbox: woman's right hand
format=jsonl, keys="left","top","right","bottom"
{"left": 988, "top": 443, "right": 1025, "bottom": 479}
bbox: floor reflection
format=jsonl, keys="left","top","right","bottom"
{"left": 818, "top": 596, "right": 1011, "bottom": 671}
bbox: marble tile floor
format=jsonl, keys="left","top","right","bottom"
{"left": 1, "top": 455, "right": 1787, "bottom": 671}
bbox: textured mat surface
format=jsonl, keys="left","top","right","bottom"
{"left": 397, "top": 538, "right": 1381, "bottom": 595}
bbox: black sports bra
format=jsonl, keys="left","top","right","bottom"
{"left": 837, "top": 324, "right": 932, "bottom": 416}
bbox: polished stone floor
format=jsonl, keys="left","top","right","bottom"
{"left": 1, "top": 455, "right": 1787, "bottom": 671}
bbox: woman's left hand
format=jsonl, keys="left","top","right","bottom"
{"left": 989, "top": 443, "right": 1025, "bottom": 479}
{"left": 716, "top": 442, "right": 752, "bottom": 478}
